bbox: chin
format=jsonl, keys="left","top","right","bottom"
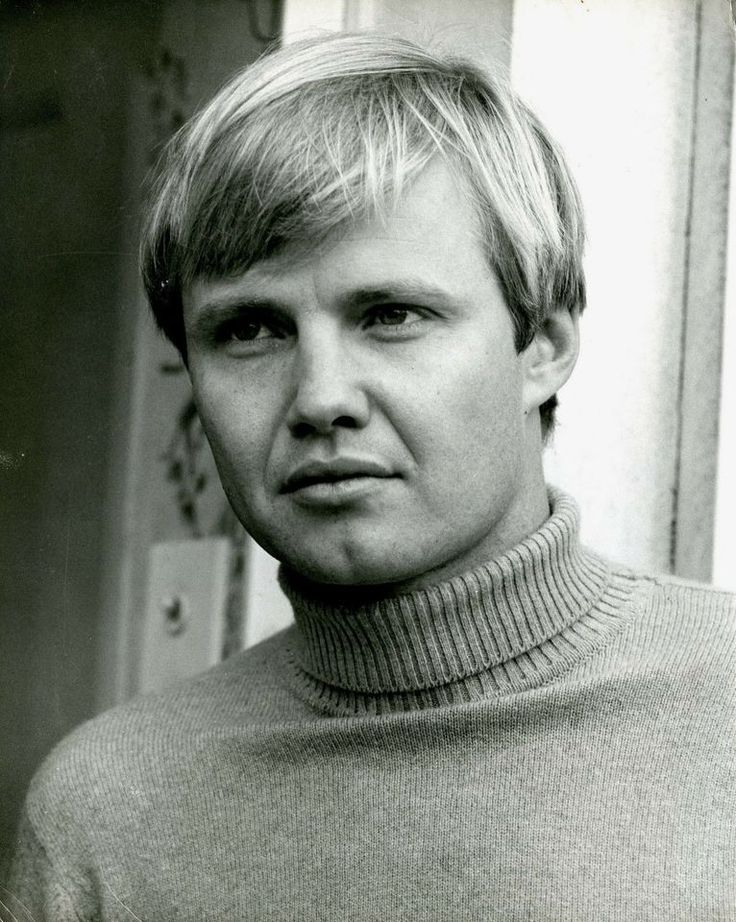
{"left": 267, "top": 534, "right": 425, "bottom": 588}
{"left": 286, "top": 553, "right": 409, "bottom": 588}
{"left": 241, "top": 504, "right": 471, "bottom": 590}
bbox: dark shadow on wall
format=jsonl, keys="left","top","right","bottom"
{"left": 0, "top": 0, "right": 163, "bottom": 878}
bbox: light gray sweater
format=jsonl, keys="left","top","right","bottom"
{"left": 6, "top": 492, "right": 736, "bottom": 920}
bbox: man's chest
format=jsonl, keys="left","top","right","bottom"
{"left": 96, "top": 700, "right": 735, "bottom": 921}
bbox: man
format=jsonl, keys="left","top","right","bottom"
{"left": 7, "top": 31, "right": 735, "bottom": 921}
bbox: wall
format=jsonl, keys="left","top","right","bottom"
{"left": 512, "top": 0, "right": 733, "bottom": 576}
{"left": 713, "top": 63, "right": 736, "bottom": 592}
{"left": 0, "top": 0, "right": 161, "bottom": 877}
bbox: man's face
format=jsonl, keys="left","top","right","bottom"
{"left": 184, "top": 160, "right": 540, "bottom": 588}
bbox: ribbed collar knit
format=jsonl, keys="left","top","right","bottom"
{"left": 279, "top": 490, "right": 638, "bottom": 714}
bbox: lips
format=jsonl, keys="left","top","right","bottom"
{"left": 281, "top": 457, "right": 396, "bottom": 494}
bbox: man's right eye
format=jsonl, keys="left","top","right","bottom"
{"left": 217, "top": 315, "right": 287, "bottom": 346}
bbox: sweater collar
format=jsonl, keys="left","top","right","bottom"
{"left": 278, "top": 489, "right": 608, "bottom": 696}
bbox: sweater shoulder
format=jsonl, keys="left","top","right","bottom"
{"left": 599, "top": 563, "right": 736, "bottom": 678}
{"left": 640, "top": 570, "right": 736, "bottom": 633}
{"left": 643, "top": 567, "right": 736, "bottom": 596}
{"left": 14, "top": 630, "right": 304, "bottom": 909}
{"left": 24, "top": 627, "right": 303, "bottom": 824}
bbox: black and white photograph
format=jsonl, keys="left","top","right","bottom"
{"left": 1, "top": 0, "right": 735, "bottom": 918}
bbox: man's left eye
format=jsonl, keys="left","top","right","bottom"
{"left": 366, "top": 305, "right": 421, "bottom": 328}
{"left": 229, "top": 320, "right": 271, "bottom": 341}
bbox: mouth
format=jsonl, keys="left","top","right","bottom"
{"left": 284, "top": 472, "right": 376, "bottom": 492}
{"left": 281, "top": 458, "right": 397, "bottom": 500}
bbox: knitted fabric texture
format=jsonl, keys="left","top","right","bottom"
{"left": 5, "top": 491, "right": 735, "bottom": 921}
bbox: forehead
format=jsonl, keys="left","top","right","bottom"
{"left": 184, "top": 160, "right": 497, "bottom": 314}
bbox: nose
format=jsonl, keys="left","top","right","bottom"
{"left": 285, "top": 339, "right": 370, "bottom": 438}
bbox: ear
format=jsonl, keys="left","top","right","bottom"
{"left": 521, "top": 307, "right": 580, "bottom": 414}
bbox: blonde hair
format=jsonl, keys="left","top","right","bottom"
{"left": 141, "top": 32, "right": 586, "bottom": 431}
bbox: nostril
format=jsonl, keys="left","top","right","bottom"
{"left": 291, "top": 421, "right": 315, "bottom": 440}
{"left": 333, "top": 415, "right": 359, "bottom": 429}
{"left": 290, "top": 415, "right": 360, "bottom": 439}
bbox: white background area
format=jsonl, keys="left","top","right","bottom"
{"left": 713, "top": 66, "right": 736, "bottom": 593}
{"left": 511, "top": 0, "right": 693, "bottom": 573}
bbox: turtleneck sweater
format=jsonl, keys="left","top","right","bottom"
{"left": 6, "top": 491, "right": 735, "bottom": 921}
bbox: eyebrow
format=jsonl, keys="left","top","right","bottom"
{"left": 187, "top": 295, "right": 280, "bottom": 338}
{"left": 187, "top": 279, "right": 462, "bottom": 339}
{"left": 346, "top": 281, "right": 459, "bottom": 307}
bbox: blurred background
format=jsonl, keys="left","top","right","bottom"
{"left": 1, "top": 0, "right": 734, "bottom": 879}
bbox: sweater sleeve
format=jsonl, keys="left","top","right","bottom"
{"left": 4, "top": 809, "right": 91, "bottom": 922}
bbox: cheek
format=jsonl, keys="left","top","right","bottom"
{"left": 395, "top": 338, "right": 524, "bottom": 467}
{"left": 192, "top": 375, "right": 272, "bottom": 488}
